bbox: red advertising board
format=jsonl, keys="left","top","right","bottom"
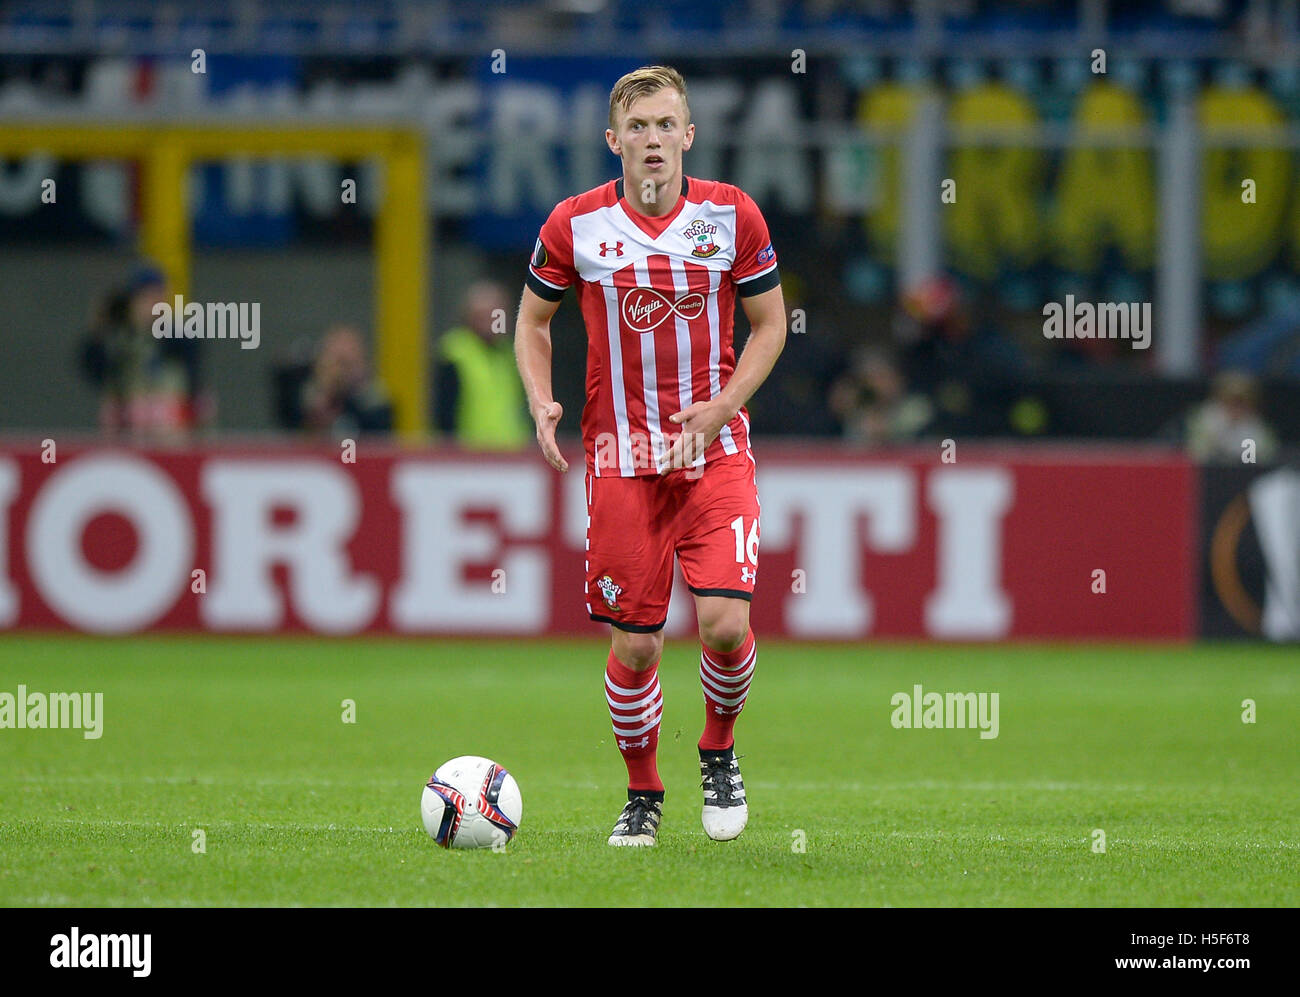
{"left": 0, "top": 441, "right": 1197, "bottom": 639}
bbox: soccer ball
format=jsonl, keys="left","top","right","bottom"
{"left": 421, "top": 755, "right": 522, "bottom": 849}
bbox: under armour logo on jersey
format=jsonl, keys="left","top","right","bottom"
{"left": 741, "top": 566, "right": 757, "bottom": 584}
{"left": 618, "top": 736, "right": 650, "bottom": 750}
{"left": 622, "top": 286, "right": 706, "bottom": 333}
{"left": 599, "top": 241, "right": 625, "bottom": 258}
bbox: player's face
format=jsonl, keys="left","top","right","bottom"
{"left": 606, "top": 88, "right": 694, "bottom": 202}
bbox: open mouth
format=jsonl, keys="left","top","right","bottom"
{"left": 645, "top": 155, "right": 664, "bottom": 167}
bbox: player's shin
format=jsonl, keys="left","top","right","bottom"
{"left": 605, "top": 649, "right": 665, "bottom": 797}
{"left": 698, "top": 628, "right": 756, "bottom": 751}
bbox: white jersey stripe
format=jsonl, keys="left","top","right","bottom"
{"left": 705, "top": 268, "right": 738, "bottom": 455}
{"left": 634, "top": 257, "right": 664, "bottom": 467}
{"left": 601, "top": 275, "right": 634, "bottom": 476}
{"left": 671, "top": 258, "right": 694, "bottom": 416}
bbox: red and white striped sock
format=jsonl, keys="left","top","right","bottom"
{"left": 698, "top": 629, "right": 757, "bottom": 752}
{"left": 604, "top": 650, "right": 664, "bottom": 794}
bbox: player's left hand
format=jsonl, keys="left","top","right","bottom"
{"left": 658, "top": 400, "right": 730, "bottom": 474}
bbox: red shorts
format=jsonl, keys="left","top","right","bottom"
{"left": 585, "top": 451, "right": 761, "bottom": 632}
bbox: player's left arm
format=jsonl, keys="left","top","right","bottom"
{"left": 659, "top": 283, "right": 786, "bottom": 472}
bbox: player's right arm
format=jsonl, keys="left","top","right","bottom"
{"left": 514, "top": 285, "right": 569, "bottom": 473}
{"left": 517, "top": 202, "right": 578, "bottom": 472}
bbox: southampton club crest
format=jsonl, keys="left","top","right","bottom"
{"left": 597, "top": 575, "right": 623, "bottom": 613}
{"left": 682, "top": 219, "right": 721, "bottom": 258}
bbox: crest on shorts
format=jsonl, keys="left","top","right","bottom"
{"left": 682, "top": 219, "right": 721, "bottom": 258}
{"left": 597, "top": 575, "right": 623, "bottom": 612}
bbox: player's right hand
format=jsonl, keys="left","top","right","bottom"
{"left": 533, "top": 401, "right": 569, "bottom": 472}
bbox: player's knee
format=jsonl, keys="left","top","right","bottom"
{"left": 699, "top": 611, "right": 749, "bottom": 653}
{"left": 611, "top": 630, "right": 663, "bottom": 671}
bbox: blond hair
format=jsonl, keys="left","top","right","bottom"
{"left": 608, "top": 65, "right": 690, "bottom": 130}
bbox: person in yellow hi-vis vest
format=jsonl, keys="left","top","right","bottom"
{"left": 434, "top": 280, "right": 531, "bottom": 449}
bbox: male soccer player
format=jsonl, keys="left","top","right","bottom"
{"left": 514, "top": 66, "right": 786, "bottom": 846}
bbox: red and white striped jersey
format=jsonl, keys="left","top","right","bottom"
{"left": 526, "top": 176, "right": 780, "bottom": 477}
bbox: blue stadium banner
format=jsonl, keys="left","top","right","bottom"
{"left": 470, "top": 55, "right": 643, "bottom": 250}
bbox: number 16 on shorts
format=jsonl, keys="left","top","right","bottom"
{"left": 731, "top": 515, "right": 759, "bottom": 585}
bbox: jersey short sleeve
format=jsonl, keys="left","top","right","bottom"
{"left": 729, "top": 189, "right": 780, "bottom": 297}
{"left": 525, "top": 201, "right": 579, "bottom": 302}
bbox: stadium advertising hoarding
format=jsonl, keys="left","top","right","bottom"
{"left": 0, "top": 443, "right": 1196, "bottom": 639}
{"left": 1200, "top": 462, "right": 1300, "bottom": 641}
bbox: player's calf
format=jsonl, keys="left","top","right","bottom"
{"left": 697, "top": 627, "right": 755, "bottom": 840}
{"left": 604, "top": 647, "right": 665, "bottom": 846}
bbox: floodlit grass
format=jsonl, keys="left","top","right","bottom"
{"left": 1, "top": 636, "right": 1295, "bottom": 906}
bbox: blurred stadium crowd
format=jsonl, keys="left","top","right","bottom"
{"left": 0, "top": 1, "right": 1286, "bottom": 49}
{"left": 1, "top": 0, "right": 1297, "bottom": 461}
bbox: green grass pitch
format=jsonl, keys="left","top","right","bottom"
{"left": 1, "top": 635, "right": 1296, "bottom": 907}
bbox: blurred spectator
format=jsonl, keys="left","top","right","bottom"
{"left": 1183, "top": 370, "right": 1278, "bottom": 465}
{"left": 829, "top": 346, "right": 933, "bottom": 445}
{"left": 1216, "top": 306, "right": 1300, "bottom": 378}
{"left": 299, "top": 324, "right": 394, "bottom": 436}
{"left": 434, "top": 280, "right": 530, "bottom": 450}
{"left": 749, "top": 270, "right": 844, "bottom": 437}
{"left": 896, "top": 274, "right": 1031, "bottom": 437}
{"left": 79, "top": 263, "right": 209, "bottom": 438}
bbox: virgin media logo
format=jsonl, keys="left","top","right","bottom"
{"left": 622, "top": 287, "right": 705, "bottom": 333}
